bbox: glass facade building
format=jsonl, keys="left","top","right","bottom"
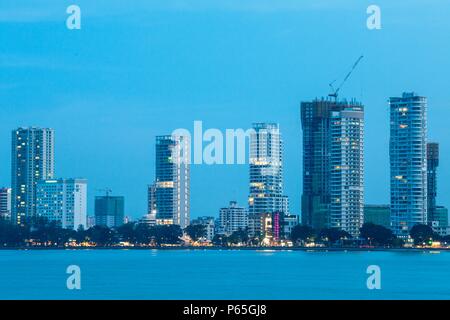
{"left": 301, "top": 100, "right": 364, "bottom": 235}
{"left": 153, "top": 134, "right": 190, "bottom": 229}
{"left": 427, "top": 142, "right": 439, "bottom": 223}
{"left": 11, "top": 127, "right": 55, "bottom": 225}
{"left": 390, "top": 92, "right": 428, "bottom": 237}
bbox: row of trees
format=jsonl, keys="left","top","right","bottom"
{"left": 1, "top": 217, "right": 446, "bottom": 248}
{"left": 0, "top": 218, "right": 185, "bottom": 247}
{"left": 290, "top": 222, "right": 448, "bottom": 247}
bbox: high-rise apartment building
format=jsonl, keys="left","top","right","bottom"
{"left": 36, "top": 179, "right": 87, "bottom": 230}
{"left": 95, "top": 195, "right": 125, "bottom": 228}
{"left": 0, "top": 187, "right": 12, "bottom": 220}
{"left": 301, "top": 99, "right": 364, "bottom": 235}
{"left": 248, "top": 123, "right": 289, "bottom": 216}
{"left": 11, "top": 127, "right": 55, "bottom": 225}
{"left": 390, "top": 92, "right": 428, "bottom": 237}
{"left": 153, "top": 135, "right": 190, "bottom": 229}
{"left": 329, "top": 105, "right": 364, "bottom": 237}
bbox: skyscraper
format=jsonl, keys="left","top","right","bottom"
{"left": 153, "top": 134, "right": 190, "bottom": 229}
{"left": 390, "top": 92, "right": 428, "bottom": 237}
{"left": 248, "top": 123, "right": 289, "bottom": 216}
{"left": 36, "top": 178, "right": 88, "bottom": 230}
{"left": 0, "top": 187, "right": 11, "bottom": 220}
{"left": 329, "top": 105, "right": 364, "bottom": 237}
{"left": 95, "top": 195, "right": 125, "bottom": 228}
{"left": 301, "top": 99, "right": 364, "bottom": 233}
{"left": 11, "top": 127, "right": 55, "bottom": 225}
{"left": 427, "top": 142, "right": 439, "bottom": 222}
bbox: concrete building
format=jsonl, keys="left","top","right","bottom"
{"left": 153, "top": 135, "right": 190, "bottom": 228}
{"left": 140, "top": 212, "right": 157, "bottom": 227}
{"left": 0, "top": 187, "right": 11, "bottom": 220}
{"left": 390, "top": 92, "right": 428, "bottom": 237}
{"left": 219, "top": 201, "right": 248, "bottom": 236}
{"left": 191, "top": 216, "right": 215, "bottom": 241}
{"left": 11, "top": 127, "right": 54, "bottom": 225}
{"left": 95, "top": 195, "right": 124, "bottom": 228}
{"left": 87, "top": 216, "right": 96, "bottom": 228}
{"left": 283, "top": 214, "right": 299, "bottom": 239}
{"left": 431, "top": 206, "right": 449, "bottom": 236}
{"left": 36, "top": 179, "right": 87, "bottom": 230}
{"left": 364, "top": 205, "right": 391, "bottom": 229}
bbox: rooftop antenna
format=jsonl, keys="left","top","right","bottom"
{"left": 328, "top": 55, "right": 364, "bottom": 101}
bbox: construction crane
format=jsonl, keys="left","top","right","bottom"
{"left": 328, "top": 55, "right": 364, "bottom": 100}
{"left": 97, "top": 188, "right": 112, "bottom": 196}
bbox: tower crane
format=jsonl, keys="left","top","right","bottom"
{"left": 328, "top": 55, "right": 364, "bottom": 100}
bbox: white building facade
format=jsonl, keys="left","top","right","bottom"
{"left": 36, "top": 178, "right": 88, "bottom": 230}
{"left": 219, "top": 201, "right": 249, "bottom": 236}
{"left": 330, "top": 104, "right": 365, "bottom": 237}
{"left": 248, "top": 123, "right": 290, "bottom": 216}
{"left": 0, "top": 187, "right": 11, "bottom": 220}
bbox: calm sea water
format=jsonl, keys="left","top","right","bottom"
{"left": 0, "top": 249, "right": 448, "bottom": 300}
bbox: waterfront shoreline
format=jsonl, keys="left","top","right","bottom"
{"left": 0, "top": 246, "right": 446, "bottom": 252}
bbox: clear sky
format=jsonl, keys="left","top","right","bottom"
{"left": 1, "top": 0, "right": 449, "bottom": 219}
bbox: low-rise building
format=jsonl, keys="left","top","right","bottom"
{"left": 431, "top": 206, "right": 449, "bottom": 236}
{"left": 36, "top": 179, "right": 87, "bottom": 230}
{"left": 0, "top": 187, "right": 11, "bottom": 220}
{"left": 219, "top": 201, "right": 248, "bottom": 236}
{"left": 191, "top": 216, "right": 215, "bottom": 241}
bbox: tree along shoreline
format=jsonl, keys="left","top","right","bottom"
{"left": 1, "top": 218, "right": 446, "bottom": 250}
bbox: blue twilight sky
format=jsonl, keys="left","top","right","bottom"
{"left": 0, "top": 0, "right": 449, "bottom": 219}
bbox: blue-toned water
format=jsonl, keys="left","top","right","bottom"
{"left": 0, "top": 249, "right": 448, "bottom": 300}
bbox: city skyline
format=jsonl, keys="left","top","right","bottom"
{"left": 1, "top": 0, "right": 449, "bottom": 219}
{"left": 1, "top": 92, "right": 445, "bottom": 222}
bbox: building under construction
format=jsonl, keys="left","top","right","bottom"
{"left": 301, "top": 99, "right": 365, "bottom": 237}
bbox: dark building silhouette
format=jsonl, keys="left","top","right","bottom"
{"left": 427, "top": 142, "right": 439, "bottom": 222}
{"left": 95, "top": 195, "right": 124, "bottom": 228}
